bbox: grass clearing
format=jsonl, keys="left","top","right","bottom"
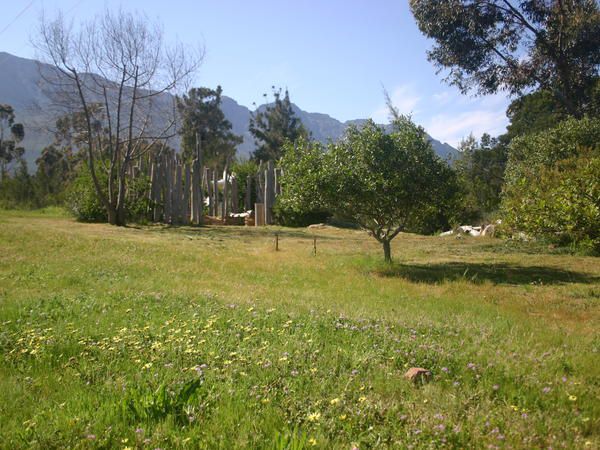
{"left": 0, "top": 210, "right": 598, "bottom": 448}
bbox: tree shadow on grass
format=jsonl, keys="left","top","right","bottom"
{"left": 376, "top": 262, "right": 599, "bottom": 285}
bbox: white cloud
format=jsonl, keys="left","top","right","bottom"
{"left": 369, "top": 84, "right": 510, "bottom": 146}
{"left": 432, "top": 91, "right": 452, "bottom": 105}
{"left": 371, "top": 84, "right": 421, "bottom": 123}
{"left": 424, "top": 109, "right": 508, "bottom": 147}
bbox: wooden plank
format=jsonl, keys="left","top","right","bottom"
{"left": 264, "top": 160, "right": 275, "bottom": 225}
{"left": 191, "top": 161, "right": 201, "bottom": 225}
{"left": 164, "top": 154, "right": 173, "bottom": 224}
{"left": 173, "top": 160, "right": 183, "bottom": 224}
{"left": 149, "top": 160, "right": 159, "bottom": 222}
{"left": 231, "top": 176, "right": 239, "bottom": 214}
{"left": 183, "top": 163, "right": 191, "bottom": 224}
{"left": 245, "top": 175, "right": 252, "bottom": 211}
{"left": 256, "top": 161, "right": 264, "bottom": 203}
{"left": 205, "top": 167, "right": 213, "bottom": 216}
{"left": 212, "top": 169, "right": 218, "bottom": 218}
{"left": 222, "top": 166, "right": 229, "bottom": 220}
{"left": 254, "top": 203, "right": 265, "bottom": 226}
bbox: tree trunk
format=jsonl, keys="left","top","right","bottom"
{"left": 382, "top": 239, "right": 392, "bottom": 263}
{"left": 107, "top": 205, "right": 118, "bottom": 225}
{"left": 114, "top": 166, "right": 128, "bottom": 226}
{"left": 116, "top": 204, "right": 126, "bottom": 226}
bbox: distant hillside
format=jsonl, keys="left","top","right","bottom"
{"left": 0, "top": 52, "right": 458, "bottom": 167}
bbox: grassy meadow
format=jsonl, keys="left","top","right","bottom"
{"left": 0, "top": 209, "right": 599, "bottom": 449}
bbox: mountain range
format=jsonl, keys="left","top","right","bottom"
{"left": 0, "top": 52, "right": 457, "bottom": 168}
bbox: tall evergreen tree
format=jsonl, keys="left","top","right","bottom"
{"left": 249, "top": 88, "right": 308, "bottom": 162}
{"left": 177, "top": 86, "right": 242, "bottom": 169}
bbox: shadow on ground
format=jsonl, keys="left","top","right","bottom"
{"left": 376, "top": 262, "right": 598, "bottom": 285}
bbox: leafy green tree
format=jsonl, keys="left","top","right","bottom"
{"left": 410, "top": 0, "right": 600, "bottom": 117}
{"left": 34, "top": 145, "right": 74, "bottom": 203}
{"left": 504, "top": 90, "right": 567, "bottom": 141}
{"left": 279, "top": 118, "right": 460, "bottom": 262}
{"left": 0, "top": 159, "right": 37, "bottom": 209}
{"left": 177, "top": 86, "right": 242, "bottom": 170}
{"left": 250, "top": 88, "right": 308, "bottom": 162}
{"left": 455, "top": 133, "right": 508, "bottom": 220}
{"left": 0, "top": 104, "right": 25, "bottom": 181}
{"left": 502, "top": 117, "right": 600, "bottom": 251}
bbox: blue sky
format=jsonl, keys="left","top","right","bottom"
{"left": 1, "top": 0, "right": 510, "bottom": 146}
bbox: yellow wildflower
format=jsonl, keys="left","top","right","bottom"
{"left": 307, "top": 412, "right": 321, "bottom": 422}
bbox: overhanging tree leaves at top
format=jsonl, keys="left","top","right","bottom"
{"left": 410, "top": 0, "right": 600, "bottom": 117}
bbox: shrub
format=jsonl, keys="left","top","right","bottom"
{"left": 502, "top": 118, "right": 600, "bottom": 253}
{"left": 66, "top": 168, "right": 107, "bottom": 222}
{"left": 66, "top": 167, "right": 152, "bottom": 223}
{"left": 273, "top": 202, "right": 331, "bottom": 227}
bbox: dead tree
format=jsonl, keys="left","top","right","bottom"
{"left": 35, "top": 10, "right": 202, "bottom": 225}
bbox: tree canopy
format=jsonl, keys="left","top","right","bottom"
{"left": 279, "top": 118, "right": 460, "bottom": 262}
{"left": 454, "top": 133, "right": 507, "bottom": 221}
{"left": 502, "top": 117, "right": 600, "bottom": 252}
{"left": 177, "top": 86, "right": 241, "bottom": 170}
{"left": 249, "top": 88, "right": 308, "bottom": 162}
{"left": 410, "top": 0, "right": 600, "bottom": 117}
{"left": 0, "top": 104, "right": 25, "bottom": 181}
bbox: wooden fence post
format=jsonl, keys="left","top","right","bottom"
{"left": 264, "top": 160, "right": 275, "bottom": 225}
{"left": 245, "top": 175, "right": 252, "bottom": 211}
{"left": 231, "top": 176, "right": 239, "bottom": 214}
{"left": 191, "top": 134, "right": 204, "bottom": 225}
{"left": 221, "top": 165, "right": 229, "bottom": 221}
{"left": 164, "top": 154, "right": 173, "bottom": 224}
{"left": 173, "top": 160, "right": 183, "bottom": 224}
{"left": 150, "top": 159, "right": 160, "bottom": 222}
{"left": 254, "top": 203, "right": 265, "bottom": 226}
{"left": 183, "top": 164, "right": 191, "bottom": 224}
{"left": 212, "top": 169, "right": 219, "bottom": 218}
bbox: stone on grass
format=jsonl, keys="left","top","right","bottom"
{"left": 404, "top": 367, "right": 432, "bottom": 384}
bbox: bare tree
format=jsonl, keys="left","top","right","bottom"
{"left": 34, "top": 10, "right": 202, "bottom": 225}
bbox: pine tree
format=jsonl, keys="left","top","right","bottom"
{"left": 249, "top": 88, "right": 308, "bottom": 162}
{"left": 177, "top": 86, "right": 242, "bottom": 170}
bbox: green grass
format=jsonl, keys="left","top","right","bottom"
{"left": 0, "top": 210, "right": 598, "bottom": 449}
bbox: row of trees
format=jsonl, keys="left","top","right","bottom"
{"left": 410, "top": 0, "right": 600, "bottom": 252}
{"left": 0, "top": 10, "right": 309, "bottom": 221}
{"left": 2, "top": 2, "right": 598, "bottom": 257}
{"left": 0, "top": 85, "right": 305, "bottom": 213}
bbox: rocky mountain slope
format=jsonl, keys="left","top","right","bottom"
{"left": 0, "top": 52, "right": 457, "bottom": 167}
